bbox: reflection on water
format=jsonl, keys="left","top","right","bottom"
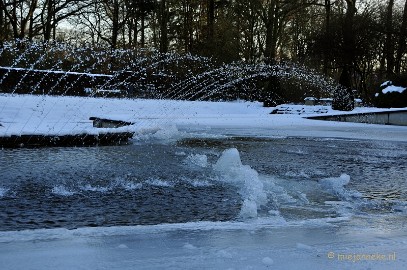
{"left": 0, "top": 136, "right": 406, "bottom": 231}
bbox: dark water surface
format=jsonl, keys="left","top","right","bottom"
{"left": 1, "top": 137, "right": 406, "bottom": 231}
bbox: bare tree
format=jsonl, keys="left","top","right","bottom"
{"left": 382, "top": 0, "right": 395, "bottom": 75}
{"left": 1, "top": 0, "right": 38, "bottom": 39}
{"left": 395, "top": 0, "right": 407, "bottom": 74}
{"left": 39, "top": 0, "right": 92, "bottom": 42}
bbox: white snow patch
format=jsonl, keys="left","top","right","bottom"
{"left": 381, "top": 81, "right": 392, "bottom": 87}
{"left": 382, "top": 85, "right": 406, "bottom": 94}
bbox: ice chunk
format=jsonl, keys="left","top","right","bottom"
{"left": 213, "top": 148, "right": 242, "bottom": 172}
{"left": 213, "top": 148, "right": 267, "bottom": 219}
{"left": 319, "top": 174, "right": 361, "bottom": 200}
{"left": 152, "top": 125, "right": 184, "bottom": 141}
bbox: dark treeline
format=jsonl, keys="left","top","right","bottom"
{"left": 1, "top": 0, "right": 407, "bottom": 105}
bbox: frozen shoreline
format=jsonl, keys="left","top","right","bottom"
{"left": 1, "top": 94, "right": 406, "bottom": 142}
{"left": 1, "top": 220, "right": 406, "bottom": 270}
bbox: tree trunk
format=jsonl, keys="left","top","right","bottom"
{"left": 333, "top": 0, "right": 357, "bottom": 111}
{"left": 111, "top": 0, "right": 120, "bottom": 49}
{"left": 182, "top": 0, "right": 193, "bottom": 52}
{"left": 341, "top": 0, "right": 357, "bottom": 87}
{"left": 159, "top": 0, "right": 168, "bottom": 53}
{"left": 264, "top": 2, "right": 277, "bottom": 60}
{"left": 207, "top": 0, "right": 214, "bottom": 41}
{"left": 395, "top": 0, "right": 407, "bottom": 74}
{"left": 323, "top": 0, "right": 331, "bottom": 75}
{"left": 0, "top": 2, "right": 4, "bottom": 46}
{"left": 384, "top": 0, "right": 395, "bottom": 75}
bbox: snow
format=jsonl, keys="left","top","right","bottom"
{"left": 382, "top": 85, "right": 406, "bottom": 94}
{"left": 1, "top": 94, "right": 406, "bottom": 143}
{"left": 380, "top": 81, "right": 392, "bottom": 87}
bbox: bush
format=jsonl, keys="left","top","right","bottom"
{"left": 332, "top": 87, "right": 354, "bottom": 111}
{"left": 374, "top": 80, "right": 407, "bottom": 108}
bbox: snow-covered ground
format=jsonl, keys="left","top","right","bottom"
{"left": 1, "top": 94, "right": 407, "bottom": 270}
{"left": 1, "top": 94, "right": 406, "bottom": 142}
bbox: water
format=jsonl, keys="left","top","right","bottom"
{"left": 0, "top": 40, "right": 339, "bottom": 101}
{"left": 1, "top": 136, "right": 406, "bottom": 232}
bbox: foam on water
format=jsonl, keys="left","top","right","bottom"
{"left": 213, "top": 148, "right": 267, "bottom": 219}
{"left": 80, "top": 184, "right": 111, "bottom": 193}
{"left": 0, "top": 187, "right": 9, "bottom": 197}
{"left": 184, "top": 154, "right": 208, "bottom": 168}
{"left": 145, "top": 178, "right": 174, "bottom": 187}
{"left": 181, "top": 177, "right": 213, "bottom": 187}
{"left": 51, "top": 185, "right": 75, "bottom": 196}
{"left": 284, "top": 171, "right": 310, "bottom": 179}
{"left": 113, "top": 177, "right": 143, "bottom": 190}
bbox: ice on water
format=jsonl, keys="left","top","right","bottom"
{"left": 319, "top": 173, "right": 362, "bottom": 200}
{"left": 214, "top": 148, "right": 268, "bottom": 218}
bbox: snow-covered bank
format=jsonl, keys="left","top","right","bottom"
{"left": 1, "top": 94, "right": 406, "bottom": 142}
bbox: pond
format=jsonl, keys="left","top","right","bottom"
{"left": 1, "top": 135, "right": 406, "bottom": 232}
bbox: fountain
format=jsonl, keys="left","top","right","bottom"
{"left": 0, "top": 40, "right": 341, "bottom": 148}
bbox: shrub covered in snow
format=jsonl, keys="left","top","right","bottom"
{"left": 332, "top": 86, "right": 355, "bottom": 111}
{"left": 375, "top": 80, "right": 407, "bottom": 108}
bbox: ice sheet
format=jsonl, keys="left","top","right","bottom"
{"left": 0, "top": 222, "right": 406, "bottom": 270}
